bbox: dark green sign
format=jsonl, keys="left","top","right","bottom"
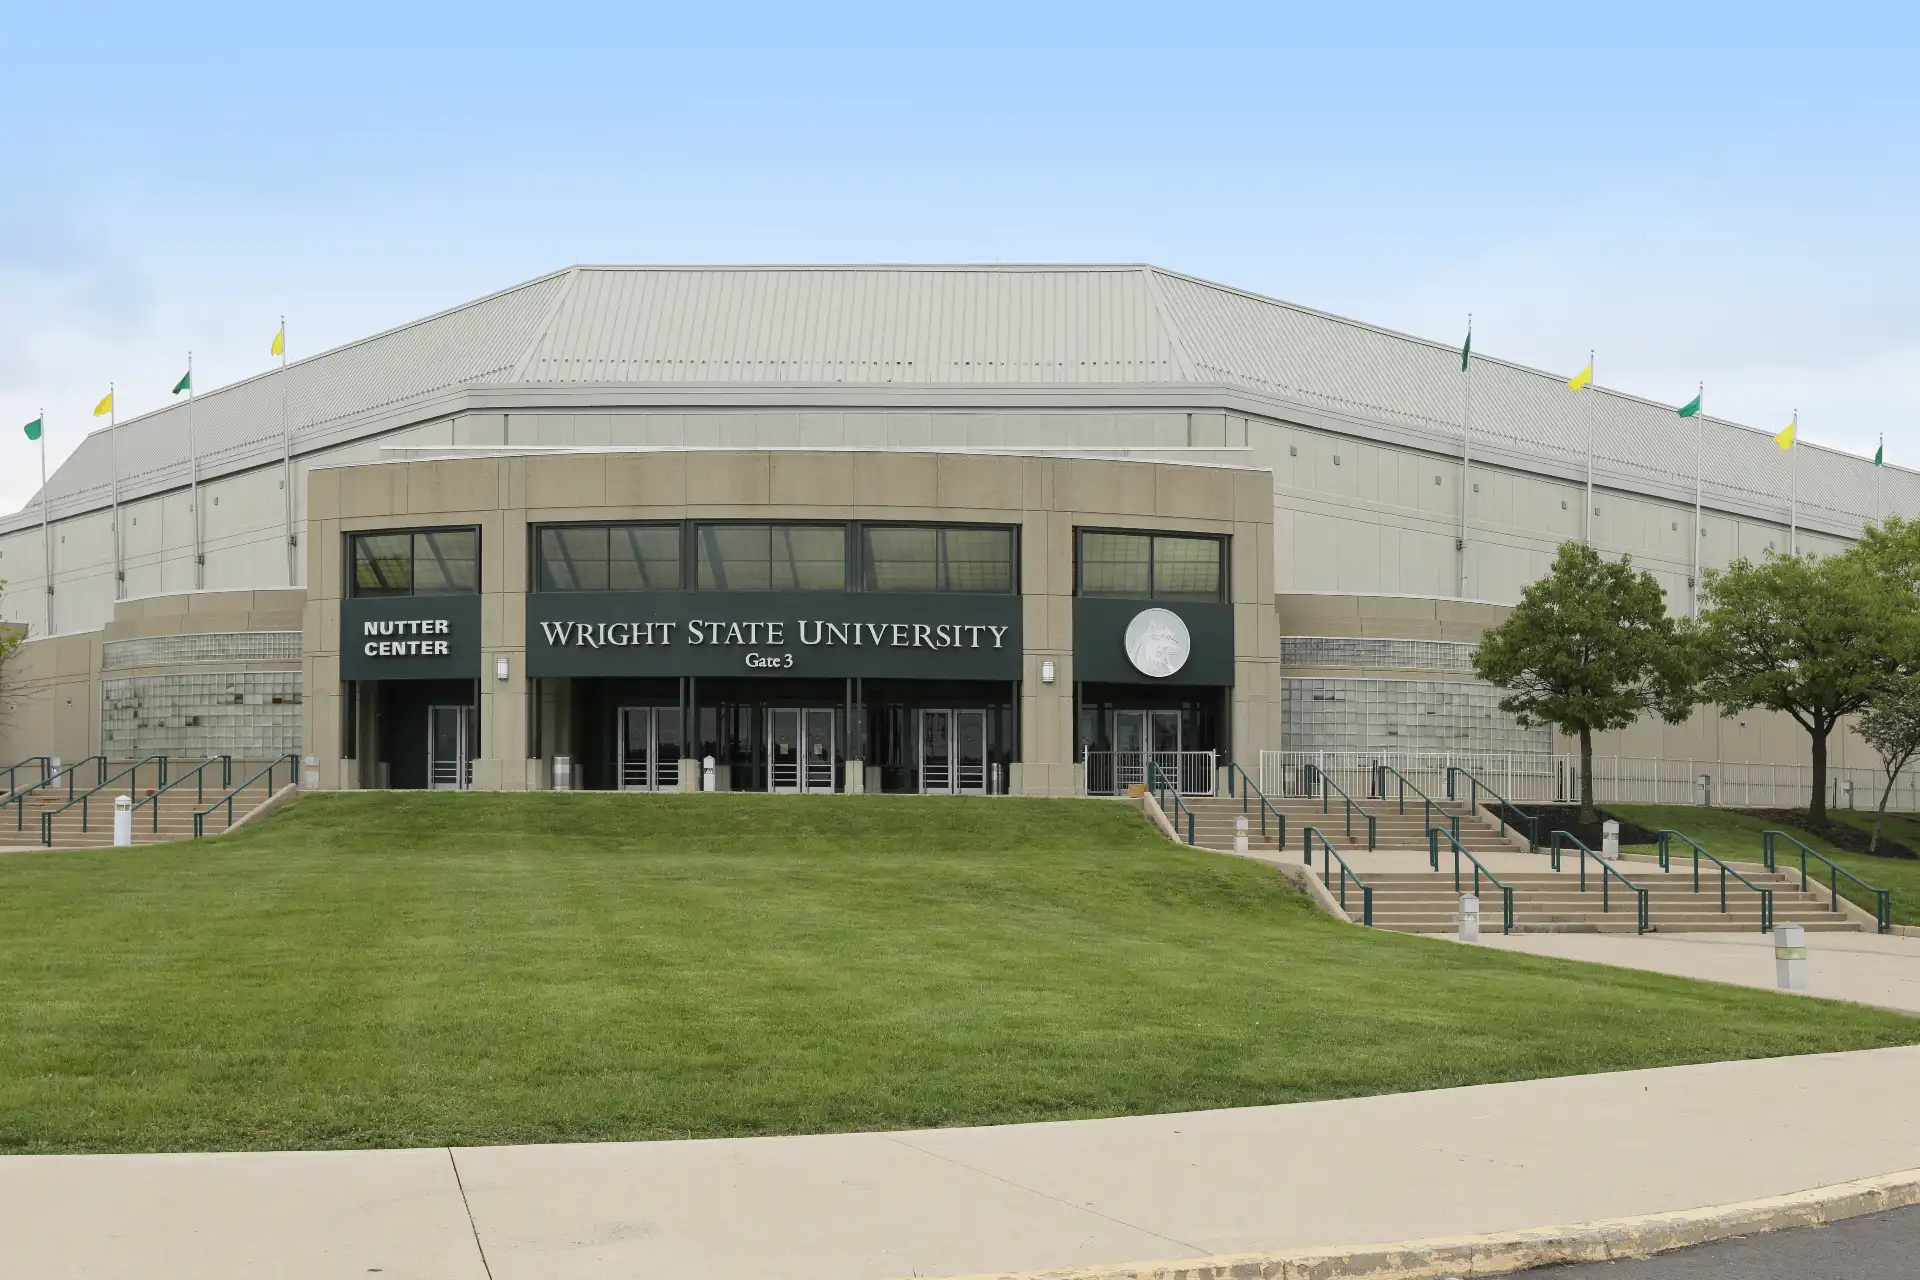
{"left": 340, "top": 595, "right": 483, "bottom": 681}
{"left": 1072, "top": 598, "right": 1235, "bottom": 686}
{"left": 526, "top": 592, "right": 1023, "bottom": 679}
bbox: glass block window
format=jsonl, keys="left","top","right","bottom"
{"left": 1281, "top": 637, "right": 1478, "bottom": 674}
{"left": 103, "top": 631, "right": 303, "bottom": 670}
{"left": 1076, "top": 530, "right": 1224, "bottom": 601}
{"left": 102, "top": 673, "right": 303, "bottom": 758}
{"left": 1282, "top": 678, "right": 1551, "bottom": 754}
{"left": 350, "top": 528, "right": 479, "bottom": 597}
{"left": 861, "top": 525, "right": 1015, "bottom": 593}
{"left": 536, "top": 524, "right": 682, "bottom": 592}
{"left": 696, "top": 524, "right": 846, "bottom": 591}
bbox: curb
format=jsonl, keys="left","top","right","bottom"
{"left": 933, "top": 1166, "right": 1920, "bottom": 1279}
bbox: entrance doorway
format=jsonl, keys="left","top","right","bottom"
{"left": 768, "top": 708, "right": 835, "bottom": 793}
{"left": 919, "top": 709, "right": 988, "bottom": 794}
{"left": 618, "top": 706, "right": 683, "bottom": 791}
{"left": 1113, "top": 709, "right": 1181, "bottom": 790}
{"left": 428, "top": 704, "right": 476, "bottom": 790}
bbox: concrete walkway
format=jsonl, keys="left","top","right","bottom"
{"left": 7, "top": 1047, "right": 1920, "bottom": 1279}
{"left": 1470, "top": 930, "right": 1920, "bottom": 1016}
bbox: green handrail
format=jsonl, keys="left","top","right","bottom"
{"left": 0, "top": 755, "right": 107, "bottom": 830}
{"left": 39, "top": 756, "right": 171, "bottom": 846}
{"left": 133, "top": 756, "right": 233, "bottom": 833}
{"left": 1656, "top": 830, "right": 1774, "bottom": 933}
{"left": 1224, "top": 761, "right": 1286, "bottom": 850}
{"left": 1375, "top": 764, "right": 1459, "bottom": 845}
{"left": 0, "top": 756, "right": 51, "bottom": 796}
{"left": 1303, "top": 825, "right": 1373, "bottom": 926}
{"left": 1445, "top": 766, "right": 1540, "bottom": 849}
{"left": 194, "top": 754, "right": 301, "bottom": 838}
{"left": 1550, "top": 830, "right": 1649, "bottom": 933}
{"left": 1316, "top": 770, "right": 1377, "bottom": 850}
{"left": 1763, "top": 829, "right": 1891, "bottom": 934}
{"left": 1429, "top": 826, "right": 1514, "bottom": 933}
{"left": 1147, "top": 759, "right": 1196, "bottom": 846}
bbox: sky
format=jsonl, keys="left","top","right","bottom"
{"left": 3, "top": 2, "right": 1917, "bottom": 514}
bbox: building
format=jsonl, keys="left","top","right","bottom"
{"left": 0, "top": 265, "right": 1906, "bottom": 797}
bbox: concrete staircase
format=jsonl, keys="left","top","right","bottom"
{"left": 0, "top": 761, "right": 282, "bottom": 851}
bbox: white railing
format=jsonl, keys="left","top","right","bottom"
{"left": 1256, "top": 749, "right": 1920, "bottom": 812}
{"left": 1083, "top": 751, "right": 1218, "bottom": 797}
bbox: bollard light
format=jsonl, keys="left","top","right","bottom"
{"left": 1775, "top": 922, "right": 1809, "bottom": 991}
{"left": 113, "top": 794, "right": 133, "bottom": 848}
{"left": 1233, "top": 813, "right": 1249, "bottom": 855}
{"left": 1458, "top": 893, "right": 1481, "bottom": 943}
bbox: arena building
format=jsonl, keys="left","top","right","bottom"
{"left": 0, "top": 265, "right": 1907, "bottom": 799}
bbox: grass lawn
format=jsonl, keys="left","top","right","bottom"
{"left": 1607, "top": 803, "right": 1920, "bottom": 927}
{"left": 0, "top": 792, "right": 1915, "bottom": 1155}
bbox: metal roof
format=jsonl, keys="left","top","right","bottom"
{"left": 9, "top": 264, "right": 1908, "bottom": 537}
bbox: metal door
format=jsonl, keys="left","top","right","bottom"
{"left": 428, "top": 705, "right": 472, "bottom": 791}
{"left": 920, "top": 710, "right": 952, "bottom": 793}
{"left": 619, "top": 706, "right": 684, "bottom": 791}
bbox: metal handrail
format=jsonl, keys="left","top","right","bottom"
{"left": 0, "top": 755, "right": 107, "bottom": 829}
{"left": 132, "top": 756, "right": 233, "bottom": 833}
{"left": 1374, "top": 765, "right": 1459, "bottom": 844}
{"left": 1550, "top": 830, "right": 1650, "bottom": 933}
{"left": 1224, "top": 761, "right": 1286, "bottom": 850}
{"left": 1763, "top": 829, "right": 1892, "bottom": 934}
{"left": 1303, "top": 825, "right": 1373, "bottom": 926}
{"left": 38, "top": 756, "right": 171, "bottom": 846}
{"left": 1656, "top": 830, "right": 1774, "bottom": 933}
{"left": 1147, "top": 759, "right": 1196, "bottom": 846}
{"left": 1445, "top": 766, "right": 1540, "bottom": 849}
{"left": 1315, "top": 770, "right": 1378, "bottom": 850}
{"left": 1429, "top": 826, "right": 1514, "bottom": 933}
{"left": 0, "top": 756, "right": 52, "bottom": 796}
{"left": 194, "top": 754, "right": 301, "bottom": 838}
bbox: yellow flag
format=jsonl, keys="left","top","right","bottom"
{"left": 1775, "top": 420, "right": 1797, "bottom": 450}
{"left": 1567, "top": 362, "right": 1592, "bottom": 392}
{"left": 270, "top": 324, "right": 285, "bottom": 357}
{"left": 93, "top": 391, "right": 114, "bottom": 417}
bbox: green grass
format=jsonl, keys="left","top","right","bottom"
{"left": 0, "top": 792, "right": 1914, "bottom": 1155}
{"left": 1608, "top": 803, "right": 1920, "bottom": 927}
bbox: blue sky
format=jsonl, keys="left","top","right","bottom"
{"left": 4, "top": 2, "right": 1916, "bottom": 513}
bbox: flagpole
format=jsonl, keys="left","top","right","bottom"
{"left": 1584, "top": 348, "right": 1595, "bottom": 545}
{"left": 280, "top": 317, "right": 294, "bottom": 586}
{"left": 108, "top": 382, "right": 122, "bottom": 599}
{"left": 1691, "top": 382, "right": 1703, "bottom": 618}
{"left": 187, "top": 353, "right": 201, "bottom": 589}
{"left": 38, "top": 409, "right": 52, "bottom": 636}
{"left": 1788, "top": 410, "right": 1798, "bottom": 557}
{"left": 1459, "top": 313, "right": 1472, "bottom": 598}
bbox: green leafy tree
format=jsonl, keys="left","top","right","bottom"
{"left": 1695, "top": 549, "right": 1917, "bottom": 824}
{"left": 1473, "top": 543, "right": 1696, "bottom": 823}
{"left": 1856, "top": 680, "right": 1920, "bottom": 853}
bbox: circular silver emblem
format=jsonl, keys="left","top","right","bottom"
{"left": 1124, "top": 608, "right": 1191, "bottom": 678}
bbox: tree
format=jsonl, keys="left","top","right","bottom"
{"left": 1473, "top": 542, "right": 1696, "bottom": 823}
{"left": 1695, "top": 549, "right": 1916, "bottom": 824}
{"left": 1856, "top": 680, "right": 1920, "bottom": 853}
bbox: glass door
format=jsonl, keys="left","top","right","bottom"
{"left": 803, "top": 709, "right": 836, "bottom": 793}
{"left": 1150, "top": 709, "right": 1184, "bottom": 794}
{"left": 619, "top": 706, "right": 683, "bottom": 791}
{"left": 1114, "top": 709, "right": 1148, "bottom": 791}
{"left": 428, "top": 705, "right": 472, "bottom": 791}
{"left": 768, "top": 709, "right": 802, "bottom": 792}
{"left": 954, "top": 710, "right": 987, "bottom": 795}
{"left": 919, "top": 710, "right": 953, "bottom": 794}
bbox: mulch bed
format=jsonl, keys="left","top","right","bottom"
{"left": 1507, "top": 805, "right": 1664, "bottom": 849}
{"left": 1737, "top": 809, "right": 1919, "bottom": 861}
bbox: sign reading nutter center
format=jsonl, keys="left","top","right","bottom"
{"left": 526, "top": 593, "right": 1023, "bottom": 680}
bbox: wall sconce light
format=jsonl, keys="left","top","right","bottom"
{"left": 1040, "top": 660, "right": 1056, "bottom": 684}
{"left": 495, "top": 655, "right": 510, "bottom": 682}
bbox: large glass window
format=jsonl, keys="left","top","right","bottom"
{"left": 536, "top": 524, "right": 682, "bottom": 592}
{"left": 1076, "top": 529, "right": 1224, "bottom": 601}
{"left": 862, "top": 525, "right": 1015, "bottom": 593}
{"left": 350, "top": 528, "right": 478, "bottom": 598}
{"left": 697, "top": 524, "right": 846, "bottom": 591}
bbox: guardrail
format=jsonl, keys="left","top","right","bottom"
{"left": 1224, "top": 761, "right": 1285, "bottom": 850}
{"left": 1084, "top": 751, "right": 1218, "bottom": 797}
{"left": 1763, "top": 829, "right": 1892, "bottom": 934}
{"left": 0, "top": 755, "right": 107, "bottom": 831}
{"left": 194, "top": 754, "right": 300, "bottom": 838}
{"left": 1445, "top": 766, "right": 1539, "bottom": 849}
{"left": 1302, "top": 824, "right": 1373, "bottom": 926}
{"left": 132, "top": 756, "right": 233, "bottom": 834}
{"left": 1147, "top": 759, "right": 1196, "bottom": 846}
{"left": 1550, "top": 830, "right": 1650, "bottom": 934}
{"left": 1376, "top": 764, "right": 1459, "bottom": 844}
{"left": 0, "top": 756, "right": 51, "bottom": 795}
{"left": 1657, "top": 830, "right": 1774, "bottom": 933}
{"left": 39, "top": 756, "right": 170, "bottom": 846}
{"left": 1314, "top": 770, "right": 1377, "bottom": 851}
{"left": 1429, "top": 826, "right": 1514, "bottom": 933}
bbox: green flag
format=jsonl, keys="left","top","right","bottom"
{"left": 23, "top": 417, "right": 41, "bottom": 441}
{"left": 1460, "top": 327, "right": 1471, "bottom": 371}
{"left": 172, "top": 370, "right": 191, "bottom": 395}
{"left": 1677, "top": 392, "right": 1702, "bottom": 418}
{"left": 1875, "top": 438, "right": 1884, "bottom": 467}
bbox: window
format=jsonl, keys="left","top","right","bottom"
{"left": 536, "top": 524, "right": 681, "bottom": 592}
{"left": 861, "top": 525, "right": 1015, "bottom": 593}
{"left": 1076, "top": 530, "right": 1224, "bottom": 601}
{"left": 350, "top": 528, "right": 478, "bottom": 598}
{"left": 696, "top": 523, "right": 846, "bottom": 591}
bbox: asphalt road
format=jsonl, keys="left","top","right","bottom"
{"left": 1526, "top": 1204, "right": 1920, "bottom": 1277}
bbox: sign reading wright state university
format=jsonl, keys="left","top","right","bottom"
{"left": 525, "top": 592, "right": 1023, "bottom": 680}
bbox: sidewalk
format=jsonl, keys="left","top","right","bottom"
{"left": 6, "top": 1046, "right": 1920, "bottom": 1279}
